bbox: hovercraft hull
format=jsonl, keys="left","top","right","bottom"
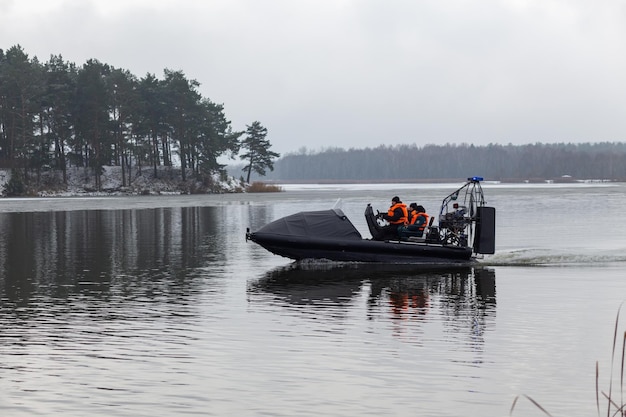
{"left": 247, "top": 233, "right": 474, "bottom": 264}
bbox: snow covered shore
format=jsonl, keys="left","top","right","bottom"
{"left": 0, "top": 166, "right": 245, "bottom": 197}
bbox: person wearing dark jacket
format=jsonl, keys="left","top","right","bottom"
{"left": 399, "top": 203, "right": 429, "bottom": 238}
{"left": 375, "top": 196, "right": 408, "bottom": 240}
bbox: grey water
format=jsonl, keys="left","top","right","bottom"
{"left": 1, "top": 182, "right": 625, "bottom": 417}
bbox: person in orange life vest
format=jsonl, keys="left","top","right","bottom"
{"left": 399, "top": 203, "right": 429, "bottom": 237}
{"left": 376, "top": 196, "right": 408, "bottom": 239}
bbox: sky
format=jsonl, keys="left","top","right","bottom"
{"left": 2, "top": 0, "right": 626, "bottom": 155}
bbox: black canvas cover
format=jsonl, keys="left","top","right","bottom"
{"left": 257, "top": 209, "right": 362, "bottom": 240}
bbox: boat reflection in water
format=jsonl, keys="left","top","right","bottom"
{"left": 248, "top": 263, "right": 496, "bottom": 344}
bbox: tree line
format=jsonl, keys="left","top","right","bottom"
{"left": 0, "top": 45, "right": 279, "bottom": 193}
{"left": 241, "top": 142, "right": 626, "bottom": 181}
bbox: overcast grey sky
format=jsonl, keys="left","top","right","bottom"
{"left": 2, "top": 0, "right": 625, "bottom": 155}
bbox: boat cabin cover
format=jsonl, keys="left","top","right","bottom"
{"left": 256, "top": 209, "right": 362, "bottom": 241}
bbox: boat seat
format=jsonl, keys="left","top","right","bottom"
{"left": 398, "top": 229, "right": 424, "bottom": 239}
{"left": 424, "top": 216, "right": 434, "bottom": 234}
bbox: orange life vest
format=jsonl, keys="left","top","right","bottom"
{"left": 409, "top": 211, "right": 429, "bottom": 230}
{"left": 387, "top": 203, "right": 408, "bottom": 225}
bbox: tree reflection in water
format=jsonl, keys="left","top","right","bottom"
{"left": 0, "top": 207, "right": 223, "bottom": 305}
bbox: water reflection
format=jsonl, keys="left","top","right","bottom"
{"left": 0, "top": 207, "right": 224, "bottom": 304}
{"left": 249, "top": 264, "right": 496, "bottom": 345}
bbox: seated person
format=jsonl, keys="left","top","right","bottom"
{"left": 375, "top": 196, "right": 408, "bottom": 240}
{"left": 398, "top": 203, "right": 429, "bottom": 238}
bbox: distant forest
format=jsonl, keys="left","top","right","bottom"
{"left": 235, "top": 142, "right": 626, "bottom": 182}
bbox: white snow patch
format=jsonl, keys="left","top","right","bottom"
{"left": 0, "top": 170, "right": 9, "bottom": 191}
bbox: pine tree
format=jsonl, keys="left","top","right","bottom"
{"left": 239, "top": 121, "right": 279, "bottom": 183}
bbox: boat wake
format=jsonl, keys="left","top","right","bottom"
{"left": 479, "top": 248, "right": 626, "bottom": 266}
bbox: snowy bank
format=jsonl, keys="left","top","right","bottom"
{"left": 0, "top": 166, "right": 245, "bottom": 197}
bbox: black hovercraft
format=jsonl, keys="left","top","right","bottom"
{"left": 245, "top": 177, "right": 496, "bottom": 264}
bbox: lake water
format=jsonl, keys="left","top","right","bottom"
{"left": 1, "top": 182, "right": 625, "bottom": 417}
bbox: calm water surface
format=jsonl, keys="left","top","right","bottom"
{"left": 0, "top": 183, "right": 625, "bottom": 416}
